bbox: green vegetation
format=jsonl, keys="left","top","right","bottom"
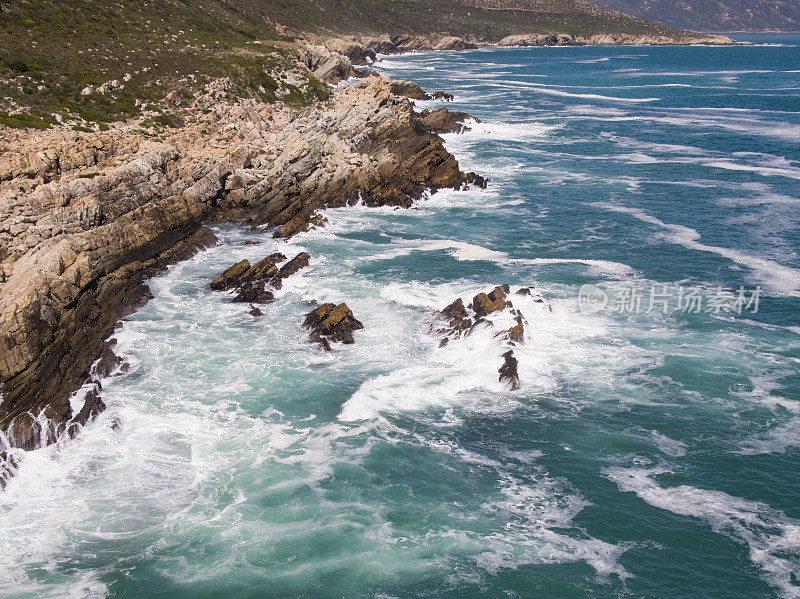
{"left": 226, "top": 0, "right": 690, "bottom": 40}
{"left": 0, "top": 0, "right": 690, "bottom": 129}
{"left": 0, "top": 0, "right": 327, "bottom": 128}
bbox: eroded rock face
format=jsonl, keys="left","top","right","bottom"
{"left": 0, "top": 68, "right": 481, "bottom": 459}
{"left": 303, "top": 302, "right": 364, "bottom": 350}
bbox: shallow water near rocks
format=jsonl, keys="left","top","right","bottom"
{"left": 1, "top": 35, "right": 800, "bottom": 598}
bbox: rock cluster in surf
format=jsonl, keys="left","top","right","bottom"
{"left": 303, "top": 303, "right": 364, "bottom": 351}
{"left": 211, "top": 251, "right": 310, "bottom": 310}
{"left": 435, "top": 285, "right": 548, "bottom": 390}
{"left": 0, "top": 75, "right": 482, "bottom": 453}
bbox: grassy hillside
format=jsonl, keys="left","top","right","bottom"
{"left": 0, "top": 0, "right": 691, "bottom": 130}
{"left": 590, "top": 0, "right": 800, "bottom": 32}
{"left": 0, "top": 0, "right": 327, "bottom": 129}
{"left": 229, "top": 0, "right": 690, "bottom": 39}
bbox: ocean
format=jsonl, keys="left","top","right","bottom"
{"left": 1, "top": 35, "right": 799, "bottom": 598}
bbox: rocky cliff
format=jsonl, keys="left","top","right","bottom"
{"left": 0, "top": 74, "right": 482, "bottom": 455}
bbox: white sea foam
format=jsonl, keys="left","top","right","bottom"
{"left": 492, "top": 81, "right": 660, "bottom": 103}
{"left": 650, "top": 432, "right": 688, "bottom": 457}
{"left": 606, "top": 467, "right": 800, "bottom": 598}
{"left": 369, "top": 238, "right": 635, "bottom": 277}
{"left": 442, "top": 118, "right": 559, "bottom": 144}
{"left": 739, "top": 418, "right": 800, "bottom": 455}
{"left": 595, "top": 203, "right": 800, "bottom": 296}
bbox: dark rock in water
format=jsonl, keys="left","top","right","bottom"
{"left": 389, "top": 80, "right": 430, "bottom": 100}
{"left": 499, "top": 350, "right": 520, "bottom": 390}
{"left": 418, "top": 107, "right": 475, "bottom": 134}
{"left": 244, "top": 240, "right": 262, "bottom": 246}
{"left": 241, "top": 252, "right": 286, "bottom": 282}
{"left": 463, "top": 172, "right": 488, "bottom": 189}
{"left": 515, "top": 287, "right": 532, "bottom": 296}
{"left": 438, "top": 297, "right": 472, "bottom": 336}
{"left": 210, "top": 259, "right": 250, "bottom": 291}
{"left": 442, "top": 297, "right": 468, "bottom": 321}
{"left": 270, "top": 252, "right": 310, "bottom": 290}
{"left": 67, "top": 388, "right": 106, "bottom": 438}
{"left": 249, "top": 305, "right": 263, "bottom": 317}
{"left": 94, "top": 344, "right": 121, "bottom": 378}
{"left": 232, "top": 281, "right": 274, "bottom": 304}
{"left": 432, "top": 91, "right": 454, "bottom": 101}
{"left": 303, "top": 302, "right": 364, "bottom": 349}
{"left": 473, "top": 286, "right": 507, "bottom": 317}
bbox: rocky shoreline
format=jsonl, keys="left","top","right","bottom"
{"left": 0, "top": 28, "right": 736, "bottom": 483}
{"left": 0, "top": 54, "right": 486, "bottom": 464}
{"left": 318, "top": 31, "right": 737, "bottom": 64}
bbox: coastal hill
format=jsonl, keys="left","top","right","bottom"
{"left": 591, "top": 0, "right": 800, "bottom": 32}
{"left": 0, "top": 0, "right": 712, "bottom": 128}
{"left": 229, "top": 0, "right": 691, "bottom": 38}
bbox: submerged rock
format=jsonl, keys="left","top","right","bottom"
{"left": 303, "top": 302, "right": 364, "bottom": 350}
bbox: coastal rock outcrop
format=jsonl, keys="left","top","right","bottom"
{"left": 0, "top": 75, "right": 478, "bottom": 455}
{"left": 433, "top": 285, "right": 549, "bottom": 390}
{"left": 498, "top": 32, "right": 734, "bottom": 46}
{"left": 211, "top": 251, "right": 310, "bottom": 303}
{"left": 303, "top": 302, "right": 364, "bottom": 350}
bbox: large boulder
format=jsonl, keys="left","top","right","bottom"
{"left": 472, "top": 286, "right": 507, "bottom": 317}
{"left": 303, "top": 302, "right": 364, "bottom": 350}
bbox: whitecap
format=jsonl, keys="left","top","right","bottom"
{"left": 595, "top": 203, "right": 800, "bottom": 296}
{"left": 605, "top": 467, "right": 800, "bottom": 598}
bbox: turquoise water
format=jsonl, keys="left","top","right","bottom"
{"left": 2, "top": 38, "right": 800, "bottom": 598}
